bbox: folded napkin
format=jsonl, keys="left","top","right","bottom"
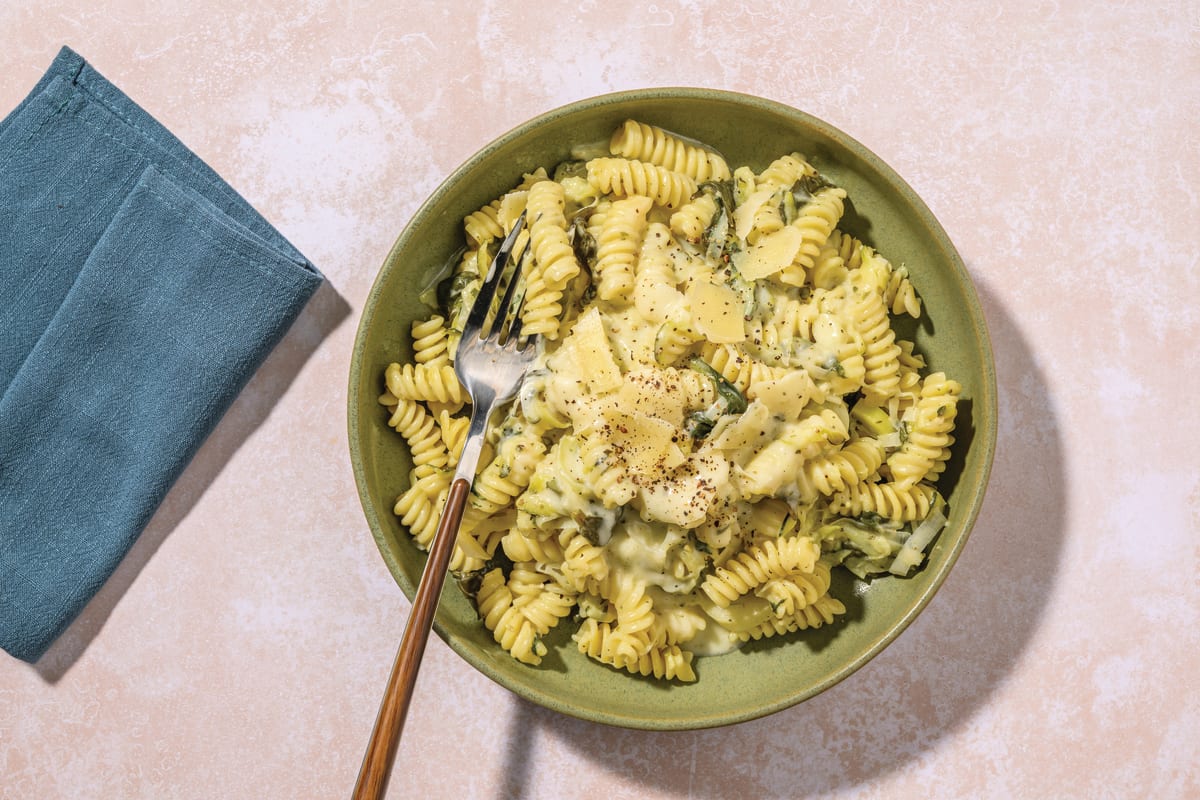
{"left": 0, "top": 47, "right": 323, "bottom": 663}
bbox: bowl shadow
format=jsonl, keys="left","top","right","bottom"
{"left": 492, "top": 272, "right": 1066, "bottom": 798}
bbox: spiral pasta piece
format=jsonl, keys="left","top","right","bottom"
{"left": 411, "top": 315, "right": 451, "bottom": 367}
{"left": 577, "top": 431, "right": 636, "bottom": 508}
{"left": 700, "top": 537, "right": 821, "bottom": 608}
{"left": 463, "top": 203, "right": 504, "bottom": 247}
{"left": 614, "top": 581, "right": 656, "bottom": 642}
{"left": 501, "top": 528, "right": 567, "bottom": 564}
{"left": 624, "top": 639, "right": 697, "bottom": 682}
{"left": 696, "top": 342, "right": 754, "bottom": 393}
{"left": 393, "top": 469, "right": 451, "bottom": 549}
{"left": 508, "top": 563, "right": 576, "bottom": 630}
{"left": 474, "top": 568, "right": 514, "bottom": 631}
{"left": 461, "top": 430, "right": 546, "bottom": 533}
{"left": 384, "top": 399, "right": 450, "bottom": 471}
{"left": 669, "top": 190, "right": 719, "bottom": 242}
{"left": 780, "top": 187, "right": 847, "bottom": 284}
{"left": 561, "top": 534, "right": 609, "bottom": 593}
{"left": 768, "top": 293, "right": 823, "bottom": 342}
{"left": 436, "top": 409, "right": 470, "bottom": 467}
{"left": 384, "top": 362, "right": 464, "bottom": 406}
{"left": 486, "top": 436, "right": 546, "bottom": 501}
{"left": 736, "top": 593, "right": 846, "bottom": 642}
{"left": 475, "top": 563, "right": 578, "bottom": 671}
{"left": 755, "top": 561, "right": 834, "bottom": 617}
{"left": 887, "top": 372, "right": 960, "bottom": 487}
{"left": 647, "top": 604, "right": 708, "bottom": 648}
{"left": 574, "top": 573, "right": 659, "bottom": 665}
{"left": 653, "top": 316, "right": 703, "bottom": 367}
{"left": 474, "top": 568, "right": 547, "bottom": 665}
{"left": 609, "top": 118, "right": 730, "bottom": 182}
{"left": 633, "top": 222, "right": 685, "bottom": 323}
{"left": 757, "top": 152, "right": 817, "bottom": 189}
{"left": 698, "top": 342, "right": 789, "bottom": 398}
{"left": 850, "top": 281, "right": 903, "bottom": 406}
{"left": 829, "top": 480, "right": 936, "bottom": 522}
{"left": 886, "top": 266, "right": 922, "bottom": 318}
{"left": 831, "top": 229, "right": 865, "bottom": 270}
{"left": 796, "top": 437, "right": 886, "bottom": 501}
{"left": 593, "top": 194, "right": 652, "bottom": 301}
{"left": 526, "top": 180, "right": 581, "bottom": 289}
{"left": 573, "top": 619, "right": 697, "bottom": 682}
{"left": 586, "top": 158, "right": 697, "bottom": 209}
{"left": 520, "top": 277, "right": 567, "bottom": 339}
{"left": 810, "top": 236, "right": 850, "bottom": 290}
{"left": 893, "top": 340, "right": 927, "bottom": 411}
{"left": 518, "top": 582, "right": 576, "bottom": 634}
{"left": 814, "top": 335, "right": 867, "bottom": 397}
{"left": 743, "top": 154, "right": 818, "bottom": 248}
{"left": 462, "top": 168, "right": 548, "bottom": 247}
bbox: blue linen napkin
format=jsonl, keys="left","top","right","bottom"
{"left": 0, "top": 47, "right": 323, "bottom": 663}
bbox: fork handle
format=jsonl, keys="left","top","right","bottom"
{"left": 351, "top": 476, "right": 470, "bottom": 800}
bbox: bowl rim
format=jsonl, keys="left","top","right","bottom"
{"left": 347, "top": 87, "right": 998, "bottom": 729}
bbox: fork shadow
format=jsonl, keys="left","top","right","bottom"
{"left": 29, "top": 280, "right": 351, "bottom": 684}
{"left": 496, "top": 273, "right": 1066, "bottom": 797}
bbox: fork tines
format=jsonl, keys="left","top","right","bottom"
{"left": 464, "top": 212, "right": 527, "bottom": 342}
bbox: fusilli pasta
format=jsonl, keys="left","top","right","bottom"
{"left": 379, "top": 119, "right": 963, "bottom": 683}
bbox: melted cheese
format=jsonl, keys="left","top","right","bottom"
{"left": 603, "top": 304, "right": 659, "bottom": 369}
{"left": 604, "top": 520, "right": 677, "bottom": 591}
{"left": 749, "top": 369, "right": 819, "bottom": 421}
{"left": 600, "top": 410, "right": 679, "bottom": 476}
{"left": 636, "top": 452, "right": 729, "bottom": 528}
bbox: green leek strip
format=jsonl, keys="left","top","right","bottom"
{"left": 889, "top": 494, "right": 947, "bottom": 577}
{"left": 688, "top": 356, "right": 747, "bottom": 415}
{"left": 851, "top": 401, "right": 895, "bottom": 437}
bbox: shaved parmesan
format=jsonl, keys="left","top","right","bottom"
{"left": 686, "top": 281, "right": 745, "bottom": 343}
{"left": 498, "top": 191, "right": 528, "bottom": 230}
{"left": 732, "top": 226, "right": 803, "bottom": 281}
{"left": 637, "top": 453, "right": 729, "bottom": 528}
{"left": 748, "top": 369, "right": 818, "bottom": 420}
{"left": 617, "top": 368, "right": 686, "bottom": 427}
{"left": 710, "top": 400, "right": 771, "bottom": 452}
{"left": 569, "top": 307, "right": 622, "bottom": 393}
{"left": 603, "top": 411, "right": 677, "bottom": 476}
{"left": 733, "top": 187, "right": 775, "bottom": 240}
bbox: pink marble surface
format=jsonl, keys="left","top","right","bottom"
{"left": 2, "top": 2, "right": 1198, "bottom": 798}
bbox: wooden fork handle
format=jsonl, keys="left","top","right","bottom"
{"left": 352, "top": 477, "right": 471, "bottom": 800}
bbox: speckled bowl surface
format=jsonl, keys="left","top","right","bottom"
{"left": 348, "top": 88, "right": 997, "bottom": 730}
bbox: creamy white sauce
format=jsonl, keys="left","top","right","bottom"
{"left": 683, "top": 616, "right": 743, "bottom": 657}
{"left": 604, "top": 520, "right": 690, "bottom": 593}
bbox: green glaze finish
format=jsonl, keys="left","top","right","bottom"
{"left": 347, "top": 89, "right": 997, "bottom": 731}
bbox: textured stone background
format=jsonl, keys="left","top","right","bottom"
{"left": 2, "top": 2, "right": 1197, "bottom": 798}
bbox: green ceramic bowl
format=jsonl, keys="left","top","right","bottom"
{"left": 348, "top": 89, "right": 996, "bottom": 730}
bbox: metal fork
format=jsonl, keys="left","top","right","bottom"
{"left": 353, "top": 213, "right": 536, "bottom": 800}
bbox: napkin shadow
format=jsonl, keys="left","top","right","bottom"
{"left": 496, "top": 273, "right": 1068, "bottom": 798}
{"left": 31, "top": 280, "right": 351, "bottom": 683}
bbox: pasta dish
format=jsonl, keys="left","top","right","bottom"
{"left": 378, "top": 119, "right": 961, "bottom": 682}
